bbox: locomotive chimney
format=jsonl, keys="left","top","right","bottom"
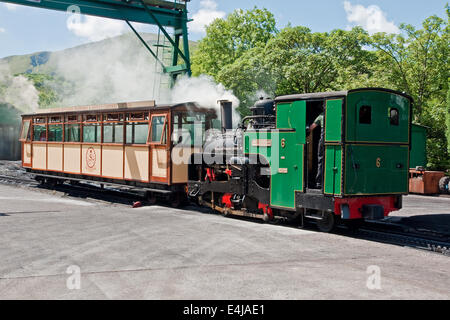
{"left": 218, "top": 100, "right": 232, "bottom": 132}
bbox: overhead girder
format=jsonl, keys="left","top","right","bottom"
{"left": 0, "top": 0, "right": 187, "bottom": 27}
{"left": 0, "top": 0, "right": 192, "bottom": 82}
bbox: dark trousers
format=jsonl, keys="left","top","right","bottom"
{"left": 316, "top": 130, "right": 324, "bottom": 187}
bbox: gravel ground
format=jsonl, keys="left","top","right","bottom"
{"left": 0, "top": 161, "right": 449, "bottom": 300}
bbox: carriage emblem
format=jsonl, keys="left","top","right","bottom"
{"left": 86, "top": 147, "right": 96, "bottom": 169}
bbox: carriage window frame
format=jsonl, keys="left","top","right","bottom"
{"left": 389, "top": 107, "right": 399, "bottom": 126}
{"left": 48, "top": 122, "right": 63, "bottom": 142}
{"left": 127, "top": 112, "right": 149, "bottom": 121}
{"left": 149, "top": 115, "right": 167, "bottom": 145}
{"left": 359, "top": 105, "right": 372, "bottom": 124}
{"left": 64, "top": 115, "right": 81, "bottom": 142}
{"left": 172, "top": 112, "right": 207, "bottom": 147}
{"left": 33, "top": 117, "right": 46, "bottom": 124}
{"left": 64, "top": 123, "right": 81, "bottom": 142}
{"left": 19, "top": 119, "right": 31, "bottom": 142}
{"left": 82, "top": 115, "right": 101, "bottom": 144}
{"left": 49, "top": 116, "right": 61, "bottom": 123}
{"left": 103, "top": 112, "right": 125, "bottom": 144}
{"left": 126, "top": 120, "right": 150, "bottom": 145}
{"left": 32, "top": 124, "right": 47, "bottom": 142}
{"left": 84, "top": 114, "right": 98, "bottom": 122}
{"left": 66, "top": 115, "right": 80, "bottom": 123}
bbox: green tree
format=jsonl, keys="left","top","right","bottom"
{"left": 216, "top": 46, "right": 275, "bottom": 116}
{"left": 192, "top": 6, "right": 449, "bottom": 169}
{"left": 191, "top": 7, "right": 277, "bottom": 78}
{"left": 263, "top": 26, "right": 373, "bottom": 95}
{"left": 217, "top": 26, "right": 374, "bottom": 114}
{"left": 370, "top": 12, "right": 449, "bottom": 169}
{"left": 446, "top": 85, "right": 450, "bottom": 154}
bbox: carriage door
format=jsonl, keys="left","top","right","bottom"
{"left": 20, "top": 119, "right": 32, "bottom": 167}
{"left": 150, "top": 113, "right": 170, "bottom": 183}
{"left": 323, "top": 99, "right": 343, "bottom": 196}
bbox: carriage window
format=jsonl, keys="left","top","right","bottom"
{"left": 151, "top": 116, "right": 166, "bottom": 143}
{"left": 173, "top": 113, "right": 206, "bottom": 146}
{"left": 103, "top": 123, "right": 124, "bottom": 144}
{"left": 106, "top": 113, "right": 123, "bottom": 121}
{"left": 66, "top": 115, "right": 79, "bottom": 122}
{"left": 127, "top": 113, "right": 148, "bottom": 121}
{"left": 126, "top": 122, "right": 149, "bottom": 144}
{"left": 359, "top": 106, "right": 372, "bottom": 124}
{"left": 48, "top": 124, "right": 63, "bottom": 142}
{"left": 85, "top": 114, "right": 98, "bottom": 122}
{"left": 20, "top": 120, "right": 31, "bottom": 141}
{"left": 83, "top": 124, "right": 101, "bottom": 143}
{"left": 49, "top": 116, "right": 61, "bottom": 123}
{"left": 33, "top": 124, "right": 47, "bottom": 141}
{"left": 389, "top": 108, "right": 399, "bottom": 126}
{"left": 65, "top": 124, "right": 80, "bottom": 142}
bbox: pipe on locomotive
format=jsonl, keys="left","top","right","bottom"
{"left": 218, "top": 100, "right": 233, "bottom": 132}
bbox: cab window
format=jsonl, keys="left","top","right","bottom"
{"left": 359, "top": 106, "right": 372, "bottom": 124}
{"left": 389, "top": 108, "right": 399, "bottom": 126}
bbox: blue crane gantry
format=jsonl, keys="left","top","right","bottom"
{"left": 0, "top": 0, "right": 192, "bottom": 86}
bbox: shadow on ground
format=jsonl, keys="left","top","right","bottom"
{"left": 388, "top": 214, "right": 450, "bottom": 235}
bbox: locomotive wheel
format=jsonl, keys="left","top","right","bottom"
{"left": 263, "top": 212, "right": 272, "bottom": 223}
{"left": 316, "top": 211, "right": 337, "bottom": 233}
{"left": 46, "top": 178, "right": 57, "bottom": 187}
{"left": 35, "top": 176, "right": 45, "bottom": 185}
{"left": 222, "top": 208, "right": 231, "bottom": 217}
{"left": 170, "top": 193, "right": 184, "bottom": 208}
{"left": 146, "top": 192, "right": 157, "bottom": 205}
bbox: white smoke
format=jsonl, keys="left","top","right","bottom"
{"left": 0, "top": 33, "right": 242, "bottom": 127}
{"left": 0, "top": 64, "right": 39, "bottom": 112}
{"left": 45, "top": 33, "right": 166, "bottom": 106}
{"left": 170, "top": 74, "right": 241, "bottom": 127}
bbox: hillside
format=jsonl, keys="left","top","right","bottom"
{"left": 0, "top": 32, "right": 197, "bottom": 112}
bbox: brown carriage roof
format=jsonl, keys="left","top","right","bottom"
{"left": 275, "top": 88, "right": 413, "bottom": 103}
{"left": 22, "top": 101, "right": 216, "bottom": 117}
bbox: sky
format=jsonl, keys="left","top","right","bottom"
{"left": 0, "top": 0, "right": 447, "bottom": 58}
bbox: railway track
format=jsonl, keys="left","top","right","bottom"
{"left": 342, "top": 225, "right": 450, "bottom": 256}
{"left": 0, "top": 173, "right": 146, "bottom": 205}
{"left": 0, "top": 173, "right": 37, "bottom": 184}
{"left": 0, "top": 172, "right": 449, "bottom": 256}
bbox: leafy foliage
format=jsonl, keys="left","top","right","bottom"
{"left": 192, "top": 6, "right": 450, "bottom": 170}
{"left": 446, "top": 85, "right": 450, "bottom": 154}
{"left": 191, "top": 7, "right": 277, "bottom": 78}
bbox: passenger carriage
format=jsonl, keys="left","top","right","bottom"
{"left": 19, "top": 101, "right": 217, "bottom": 204}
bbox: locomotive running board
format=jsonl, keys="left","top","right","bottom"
{"left": 199, "top": 199, "right": 265, "bottom": 220}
